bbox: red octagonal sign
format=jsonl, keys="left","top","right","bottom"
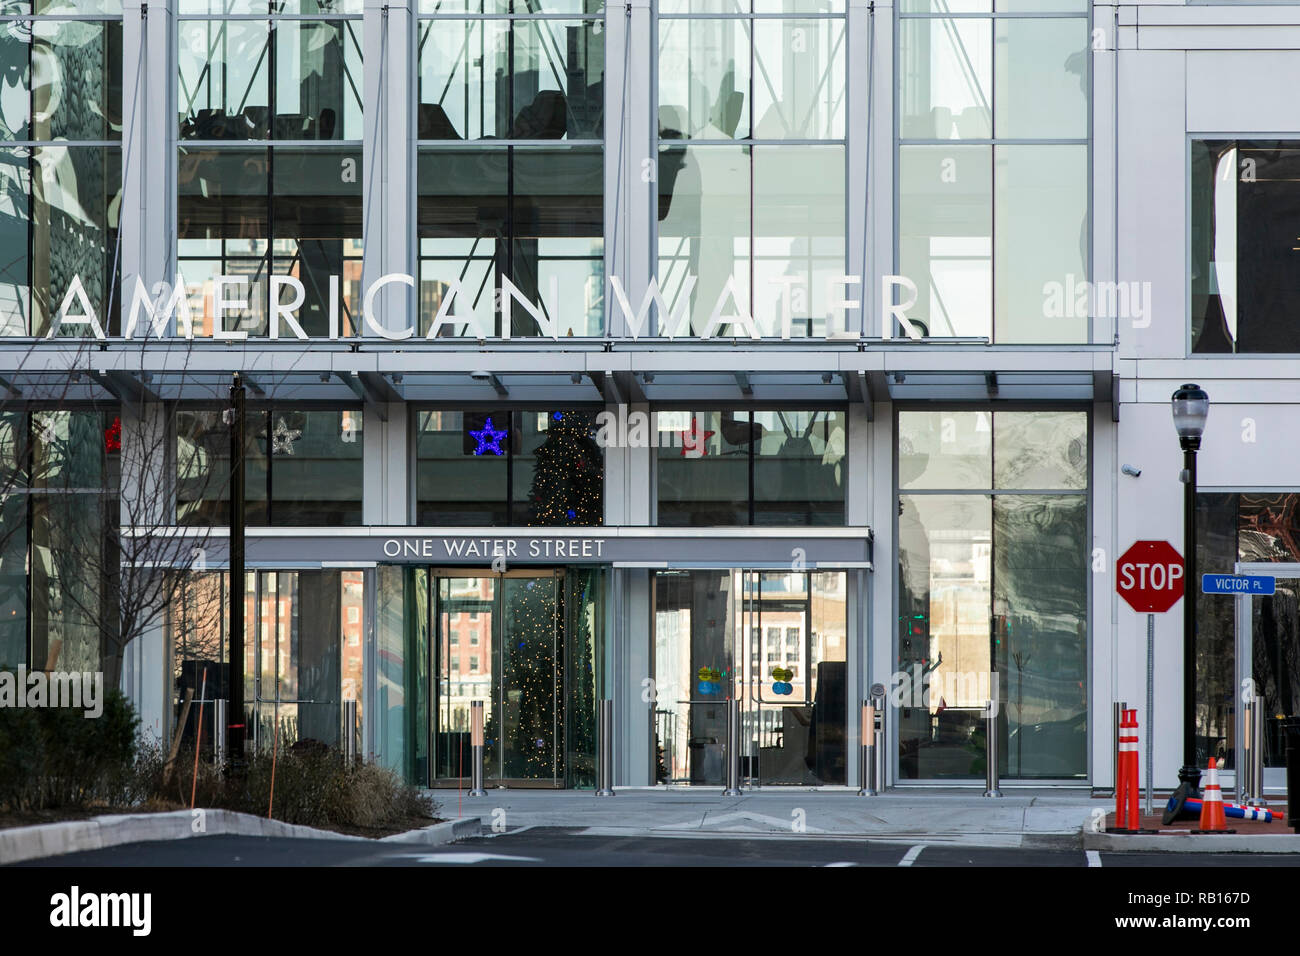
{"left": 1116, "top": 540, "right": 1185, "bottom": 613}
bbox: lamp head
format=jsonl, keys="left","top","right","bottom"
{"left": 1171, "top": 383, "right": 1209, "bottom": 450}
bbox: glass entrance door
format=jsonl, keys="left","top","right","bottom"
{"left": 1235, "top": 563, "right": 1300, "bottom": 792}
{"left": 652, "top": 569, "right": 848, "bottom": 786}
{"left": 431, "top": 569, "right": 571, "bottom": 788}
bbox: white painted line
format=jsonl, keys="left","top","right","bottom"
{"left": 1086, "top": 850, "right": 1102, "bottom": 868}
{"left": 397, "top": 852, "right": 540, "bottom": 865}
{"left": 824, "top": 861, "right": 856, "bottom": 867}
{"left": 898, "top": 845, "right": 925, "bottom": 867}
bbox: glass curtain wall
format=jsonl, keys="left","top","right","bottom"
{"left": 176, "top": 406, "right": 363, "bottom": 526}
{"left": 0, "top": 3, "right": 122, "bottom": 336}
{"left": 171, "top": 567, "right": 365, "bottom": 754}
{"left": 897, "top": 1, "right": 1088, "bottom": 342}
{"left": 657, "top": 0, "right": 846, "bottom": 337}
{"left": 897, "top": 410, "right": 1088, "bottom": 779}
{"left": 655, "top": 409, "right": 845, "bottom": 525}
{"left": 652, "top": 569, "right": 847, "bottom": 785}
{"left": 0, "top": 409, "right": 120, "bottom": 674}
{"left": 177, "top": 3, "right": 363, "bottom": 337}
{"left": 416, "top": 0, "right": 604, "bottom": 337}
{"left": 1195, "top": 492, "right": 1300, "bottom": 773}
{"left": 414, "top": 408, "right": 604, "bottom": 526}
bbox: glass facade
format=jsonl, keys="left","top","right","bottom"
{"left": 653, "top": 569, "right": 847, "bottom": 786}
{"left": 1195, "top": 492, "right": 1300, "bottom": 775}
{"left": 656, "top": 409, "right": 846, "bottom": 525}
{"left": 417, "top": 2, "right": 604, "bottom": 337}
{"left": 657, "top": 2, "right": 846, "bottom": 337}
{"left": 0, "top": 6, "right": 122, "bottom": 335}
{"left": 178, "top": 8, "right": 363, "bottom": 337}
{"left": 897, "top": 410, "right": 1088, "bottom": 779}
{"left": 0, "top": 409, "right": 120, "bottom": 673}
{"left": 177, "top": 406, "right": 363, "bottom": 526}
{"left": 897, "top": 2, "right": 1088, "bottom": 342}
{"left": 1190, "top": 140, "right": 1300, "bottom": 354}
{"left": 415, "top": 409, "right": 604, "bottom": 526}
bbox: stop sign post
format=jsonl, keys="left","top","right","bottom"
{"left": 1116, "top": 540, "right": 1185, "bottom": 613}
{"left": 1115, "top": 540, "right": 1184, "bottom": 819}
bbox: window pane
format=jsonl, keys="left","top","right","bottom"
{"left": 752, "top": 19, "right": 845, "bottom": 140}
{"left": 898, "top": 410, "right": 992, "bottom": 490}
{"left": 30, "top": 492, "right": 115, "bottom": 673}
{"left": 656, "top": 410, "right": 750, "bottom": 526}
{"left": 418, "top": 19, "right": 602, "bottom": 141}
{"left": 993, "top": 19, "right": 1087, "bottom": 140}
{"left": 272, "top": 147, "right": 362, "bottom": 336}
{"left": 177, "top": 409, "right": 231, "bottom": 526}
{"left": 657, "top": 144, "right": 749, "bottom": 336}
{"left": 993, "top": 494, "right": 1087, "bottom": 778}
{"left": 511, "top": 147, "right": 604, "bottom": 336}
{"left": 416, "top": 410, "right": 511, "bottom": 525}
{"left": 0, "top": 149, "right": 29, "bottom": 335}
{"left": 178, "top": 146, "right": 270, "bottom": 337}
{"left": 898, "top": 145, "right": 991, "bottom": 339}
{"left": 752, "top": 145, "right": 844, "bottom": 337}
{"left": 418, "top": 148, "right": 507, "bottom": 337}
{"left": 0, "top": 471, "right": 25, "bottom": 669}
{"left": 658, "top": 19, "right": 751, "bottom": 140}
{"left": 897, "top": 493, "right": 992, "bottom": 779}
{"left": 898, "top": 18, "right": 991, "bottom": 140}
{"left": 993, "top": 411, "right": 1087, "bottom": 490}
{"left": 25, "top": 147, "right": 122, "bottom": 338}
{"left": 513, "top": 410, "right": 603, "bottom": 526}
{"left": 993, "top": 144, "right": 1087, "bottom": 343}
{"left": 753, "top": 409, "right": 845, "bottom": 525}
{"left": 268, "top": 409, "right": 363, "bottom": 526}
{"left": 418, "top": 0, "right": 602, "bottom": 13}
{"left": 274, "top": 20, "right": 364, "bottom": 140}
{"left": 899, "top": 0, "right": 989, "bottom": 12}
{"left": 24, "top": 20, "right": 123, "bottom": 141}
{"left": 1192, "top": 141, "right": 1300, "bottom": 354}
{"left": 178, "top": 20, "right": 270, "bottom": 139}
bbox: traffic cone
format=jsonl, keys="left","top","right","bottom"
{"left": 1194, "top": 758, "right": 1231, "bottom": 833}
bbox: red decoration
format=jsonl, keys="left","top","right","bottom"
{"left": 104, "top": 416, "right": 122, "bottom": 453}
{"left": 678, "top": 417, "right": 715, "bottom": 458}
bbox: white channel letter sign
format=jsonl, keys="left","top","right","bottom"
{"left": 45, "top": 273, "right": 920, "bottom": 341}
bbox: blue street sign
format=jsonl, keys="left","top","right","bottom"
{"left": 1201, "top": 574, "right": 1276, "bottom": 595}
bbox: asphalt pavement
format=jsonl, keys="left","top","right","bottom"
{"left": 13, "top": 827, "right": 1300, "bottom": 867}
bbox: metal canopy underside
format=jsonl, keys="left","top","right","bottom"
{"left": 0, "top": 341, "right": 1115, "bottom": 405}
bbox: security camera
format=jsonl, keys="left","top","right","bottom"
{"left": 470, "top": 369, "right": 491, "bottom": 381}
{"left": 1121, "top": 464, "right": 1141, "bottom": 477}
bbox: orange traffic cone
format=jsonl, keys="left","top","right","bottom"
{"left": 1196, "top": 758, "right": 1229, "bottom": 833}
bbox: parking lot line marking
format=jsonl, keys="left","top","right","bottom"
{"left": 899, "top": 845, "right": 925, "bottom": 867}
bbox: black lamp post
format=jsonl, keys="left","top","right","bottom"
{"left": 1172, "top": 383, "right": 1209, "bottom": 787}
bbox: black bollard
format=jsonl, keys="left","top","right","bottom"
{"left": 1286, "top": 717, "right": 1300, "bottom": 835}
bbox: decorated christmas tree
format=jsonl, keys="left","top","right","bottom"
{"left": 525, "top": 411, "right": 603, "bottom": 526}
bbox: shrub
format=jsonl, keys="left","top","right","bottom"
{"left": 0, "top": 689, "right": 138, "bottom": 811}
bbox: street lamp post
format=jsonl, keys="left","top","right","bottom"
{"left": 1172, "top": 383, "right": 1209, "bottom": 789}
{"left": 227, "top": 372, "right": 247, "bottom": 761}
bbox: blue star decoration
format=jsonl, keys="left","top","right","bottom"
{"left": 469, "top": 417, "right": 508, "bottom": 456}
{"left": 566, "top": 509, "right": 577, "bottom": 519}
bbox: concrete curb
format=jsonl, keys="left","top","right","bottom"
{"left": 1082, "top": 826, "right": 1300, "bottom": 853}
{"left": 381, "top": 817, "right": 482, "bottom": 845}
{"left": 0, "top": 810, "right": 471, "bottom": 865}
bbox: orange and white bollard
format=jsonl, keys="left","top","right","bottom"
{"left": 1126, "top": 709, "right": 1141, "bottom": 830}
{"left": 1115, "top": 708, "right": 1139, "bottom": 830}
{"left": 1195, "top": 757, "right": 1231, "bottom": 833}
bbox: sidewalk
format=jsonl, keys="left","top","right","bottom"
{"left": 442, "top": 787, "right": 1097, "bottom": 848}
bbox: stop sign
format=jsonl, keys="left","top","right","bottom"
{"left": 1116, "top": 540, "right": 1185, "bottom": 613}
